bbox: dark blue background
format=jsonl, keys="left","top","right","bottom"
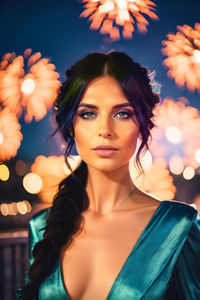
{"left": 1, "top": 0, "right": 200, "bottom": 160}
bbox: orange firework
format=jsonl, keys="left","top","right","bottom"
{"left": 0, "top": 108, "right": 23, "bottom": 161}
{"left": 80, "top": 0, "right": 158, "bottom": 40}
{"left": 149, "top": 98, "right": 200, "bottom": 169}
{"left": 0, "top": 49, "right": 61, "bottom": 123}
{"left": 31, "top": 155, "right": 82, "bottom": 204}
{"left": 130, "top": 160, "right": 176, "bottom": 200}
{"left": 162, "top": 23, "right": 200, "bottom": 92}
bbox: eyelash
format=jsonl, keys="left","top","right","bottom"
{"left": 77, "top": 110, "right": 133, "bottom": 120}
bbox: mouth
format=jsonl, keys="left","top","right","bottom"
{"left": 93, "top": 145, "right": 118, "bottom": 150}
{"left": 92, "top": 148, "right": 118, "bottom": 157}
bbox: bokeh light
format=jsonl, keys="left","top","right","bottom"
{"left": 0, "top": 164, "right": 9, "bottom": 181}
{"left": 169, "top": 154, "right": 184, "bottom": 175}
{"left": 183, "top": 166, "right": 195, "bottom": 180}
{"left": 139, "top": 150, "right": 152, "bottom": 170}
{"left": 21, "top": 78, "right": 35, "bottom": 94}
{"left": 15, "top": 160, "right": 27, "bottom": 176}
{"left": 17, "top": 201, "right": 27, "bottom": 214}
{"left": 0, "top": 200, "right": 32, "bottom": 216}
{"left": 31, "top": 155, "right": 82, "bottom": 203}
{"left": 193, "top": 49, "right": 200, "bottom": 63}
{"left": 0, "top": 132, "right": 4, "bottom": 144}
{"left": 195, "top": 149, "right": 200, "bottom": 163}
{"left": 0, "top": 203, "right": 9, "bottom": 216}
{"left": 23, "top": 172, "right": 43, "bottom": 194}
{"left": 164, "top": 126, "right": 182, "bottom": 144}
{"left": 150, "top": 98, "right": 200, "bottom": 169}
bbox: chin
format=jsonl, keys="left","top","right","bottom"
{"left": 87, "top": 159, "right": 130, "bottom": 172}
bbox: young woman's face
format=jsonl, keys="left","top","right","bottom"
{"left": 72, "top": 76, "right": 140, "bottom": 172}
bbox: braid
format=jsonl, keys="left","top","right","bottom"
{"left": 17, "top": 161, "right": 89, "bottom": 299}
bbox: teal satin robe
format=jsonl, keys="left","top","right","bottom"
{"left": 23, "top": 200, "right": 200, "bottom": 299}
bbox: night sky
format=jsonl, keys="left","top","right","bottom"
{"left": 1, "top": 0, "right": 200, "bottom": 161}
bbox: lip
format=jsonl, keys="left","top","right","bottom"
{"left": 93, "top": 148, "right": 118, "bottom": 157}
{"left": 93, "top": 145, "right": 118, "bottom": 150}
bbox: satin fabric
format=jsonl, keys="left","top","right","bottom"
{"left": 20, "top": 200, "right": 200, "bottom": 299}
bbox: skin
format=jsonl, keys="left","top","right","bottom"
{"left": 72, "top": 75, "right": 141, "bottom": 215}
{"left": 61, "top": 76, "right": 162, "bottom": 300}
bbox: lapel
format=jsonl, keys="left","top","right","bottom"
{"left": 107, "top": 201, "right": 197, "bottom": 300}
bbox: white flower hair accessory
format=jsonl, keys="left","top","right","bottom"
{"left": 148, "top": 70, "right": 161, "bottom": 95}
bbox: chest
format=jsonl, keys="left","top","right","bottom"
{"left": 60, "top": 207, "right": 158, "bottom": 300}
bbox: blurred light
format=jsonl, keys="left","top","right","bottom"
{"left": 140, "top": 150, "right": 153, "bottom": 170}
{"left": 10, "top": 202, "right": 18, "bottom": 215}
{"left": 0, "top": 201, "right": 32, "bottom": 216}
{"left": 154, "top": 158, "right": 168, "bottom": 168}
{"left": 169, "top": 155, "right": 184, "bottom": 175}
{"left": 63, "top": 156, "right": 82, "bottom": 175}
{"left": 195, "top": 148, "right": 200, "bottom": 163}
{"left": 162, "top": 23, "right": 200, "bottom": 93}
{"left": 80, "top": 0, "right": 158, "bottom": 40}
{"left": 117, "top": 0, "right": 127, "bottom": 9}
{"left": 183, "top": 166, "right": 195, "bottom": 180}
{"left": 0, "top": 132, "right": 4, "bottom": 144}
{"left": 17, "top": 201, "right": 28, "bottom": 214}
{"left": 23, "top": 172, "right": 43, "bottom": 194}
{"left": 0, "top": 164, "right": 10, "bottom": 181}
{"left": 15, "top": 160, "right": 27, "bottom": 176}
{"left": 21, "top": 78, "right": 35, "bottom": 94}
{"left": 165, "top": 126, "right": 182, "bottom": 144}
{"left": 0, "top": 203, "right": 9, "bottom": 216}
{"left": 23, "top": 200, "right": 32, "bottom": 213}
{"left": 99, "top": 1, "right": 114, "bottom": 13}
{"left": 194, "top": 50, "right": 200, "bottom": 63}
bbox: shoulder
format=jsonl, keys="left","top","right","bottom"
{"left": 164, "top": 199, "right": 198, "bottom": 218}
{"left": 164, "top": 200, "right": 200, "bottom": 239}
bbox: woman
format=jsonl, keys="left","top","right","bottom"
{"left": 17, "top": 51, "right": 200, "bottom": 300}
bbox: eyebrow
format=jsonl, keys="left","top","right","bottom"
{"left": 77, "top": 103, "right": 134, "bottom": 109}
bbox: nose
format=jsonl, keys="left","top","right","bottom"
{"left": 99, "top": 130, "right": 112, "bottom": 138}
{"left": 98, "top": 115, "right": 113, "bottom": 138}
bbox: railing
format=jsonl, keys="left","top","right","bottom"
{"left": 0, "top": 231, "right": 28, "bottom": 300}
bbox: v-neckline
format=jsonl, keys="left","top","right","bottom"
{"left": 59, "top": 200, "right": 168, "bottom": 300}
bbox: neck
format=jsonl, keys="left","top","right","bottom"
{"left": 85, "top": 163, "right": 136, "bottom": 216}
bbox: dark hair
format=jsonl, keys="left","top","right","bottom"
{"left": 18, "top": 51, "right": 160, "bottom": 299}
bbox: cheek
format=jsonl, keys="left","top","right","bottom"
{"left": 121, "top": 127, "right": 139, "bottom": 158}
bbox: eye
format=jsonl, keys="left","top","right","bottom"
{"left": 115, "top": 110, "right": 133, "bottom": 119}
{"left": 78, "top": 110, "right": 96, "bottom": 119}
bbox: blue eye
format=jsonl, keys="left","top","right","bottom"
{"left": 78, "top": 111, "right": 95, "bottom": 119}
{"left": 77, "top": 110, "right": 133, "bottom": 120}
{"left": 115, "top": 110, "right": 132, "bottom": 119}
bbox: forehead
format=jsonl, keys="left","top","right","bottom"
{"left": 79, "top": 76, "right": 128, "bottom": 104}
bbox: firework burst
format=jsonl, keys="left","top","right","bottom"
{"left": 162, "top": 23, "right": 200, "bottom": 93}
{"left": 149, "top": 98, "right": 200, "bottom": 169}
{"left": 0, "top": 49, "right": 60, "bottom": 123}
{"left": 80, "top": 0, "right": 158, "bottom": 41}
{"left": 0, "top": 108, "right": 23, "bottom": 161}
